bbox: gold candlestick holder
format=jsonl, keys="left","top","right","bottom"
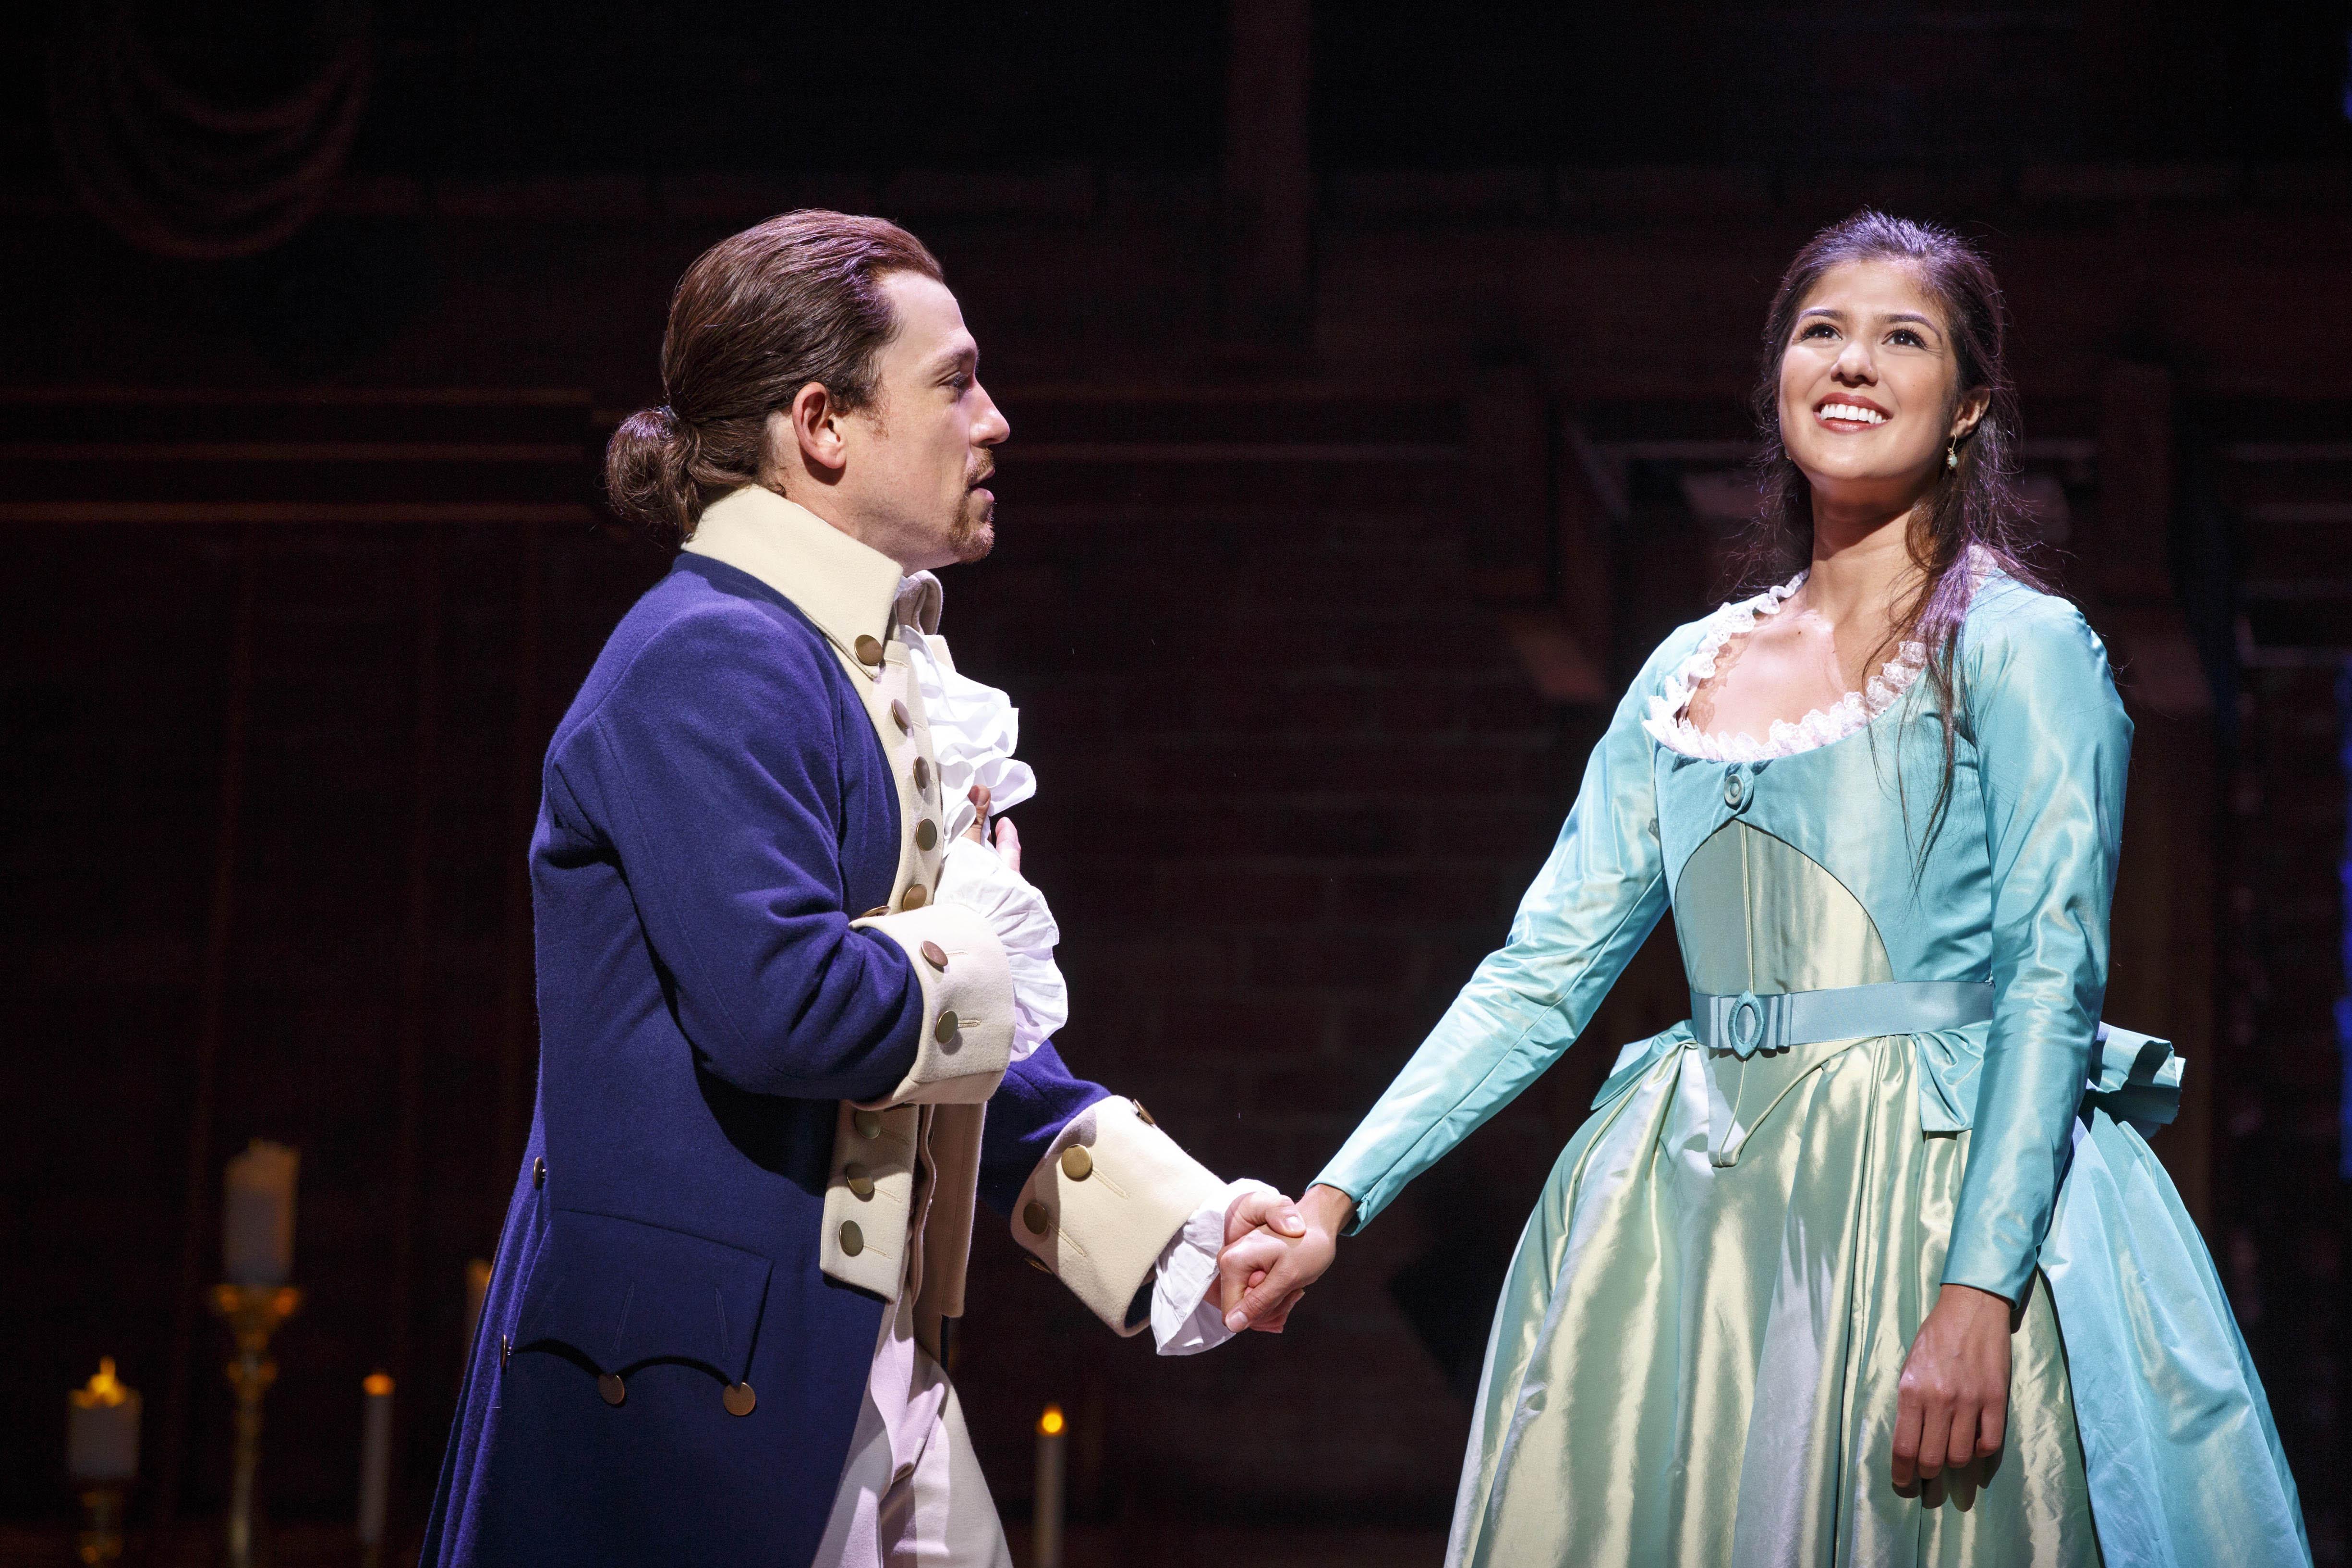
{"left": 74, "top": 1483, "right": 126, "bottom": 1566}
{"left": 211, "top": 1284, "right": 302, "bottom": 1568}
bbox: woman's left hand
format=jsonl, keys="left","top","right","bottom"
{"left": 1891, "top": 1282, "right": 2013, "bottom": 1489}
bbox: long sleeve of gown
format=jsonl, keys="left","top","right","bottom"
{"left": 1941, "top": 595, "right": 2133, "bottom": 1304}
{"left": 1312, "top": 649, "right": 1675, "bottom": 1230}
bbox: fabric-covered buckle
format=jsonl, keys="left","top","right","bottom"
{"left": 1726, "top": 990, "right": 1767, "bottom": 1056}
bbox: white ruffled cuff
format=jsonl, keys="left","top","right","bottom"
{"left": 933, "top": 835, "right": 1066, "bottom": 1061}
{"left": 1151, "top": 1178, "right": 1277, "bottom": 1356}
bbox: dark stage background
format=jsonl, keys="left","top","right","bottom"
{"left": 4, "top": 3, "right": 2349, "bottom": 1564}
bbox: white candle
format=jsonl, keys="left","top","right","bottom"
{"left": 67, "top": 1359, "right": 141, "bottom": 1482}
{"left": 1033, "top": 1403, "right": 1066, "bottom": 1568}
{"left": 357, "top": 1373, "right": 394, "bottom": 1546}
{"left": 223, "top": 1140, "right": 299, "bottom": 1286}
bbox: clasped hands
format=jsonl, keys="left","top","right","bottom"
{"left": 1212, "top": 1183, "right": 1354, "bottom": 1336}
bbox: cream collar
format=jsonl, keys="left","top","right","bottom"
{"left": 683, "top": 485, "right": 903, "bottom": 663}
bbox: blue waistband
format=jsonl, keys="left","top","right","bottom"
{"left": 1690, "top": 980, "right": 1996, "bottom": 1059}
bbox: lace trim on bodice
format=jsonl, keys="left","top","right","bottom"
{"left": 1641, "top": 571, "right": 1932, "bottom": 762}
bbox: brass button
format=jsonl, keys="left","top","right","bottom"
{"left": 914, "top": 757, "right": 931, "bottom": 791}
{"left": 853, "top": 1109, "right": 883, "bottom": 1139}
{"left": 934, "top": 1010, "right": 959, "bottom": 1045}
{"left": 1133, "top": 1101, "right": 1155, "bottom": 1127}
{"left": 845, "top": 1163, "right": 875, "bottom": 1200}
{"left": 838, "top": 1220, "right": 864, "bottom": 1256}
{"left": 855, "top": 634, "right": 885, "bottom": 667}
{"left": 723, "top": 1381, "right": 757, "bottom": 1417}
{"left": 921, "top": 940, "right": 948, "bottom": 970}
{"left": 861, "top": 905, "right": 891, "bottom": 919}
{"left": 532, "top": 1156, "right": 546, "bottom": 1189}
{"left": 892, "top": 700, "right": 911, "bottom": 732}
{"left": 915, "top": 819, "right": 938, "bottom": 851}
{"left": 599, "top": 1372, "right": 626, "bottom": 1407}
{"left": 901, "top": 883, "right": 927, "bottom": 911}
{"left": 1060, "top": 1145, "right": 1093, "bottom": 1181}
{"left": 1022, "top": 1200, "right": 1051, "bottom": 1236}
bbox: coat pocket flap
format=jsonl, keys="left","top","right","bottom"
{"left": 514, "top": 1209, "right": 773, "bottom": 1381}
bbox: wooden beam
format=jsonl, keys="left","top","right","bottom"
{"left": 2091, "top": 363, "right": 2180, "bottom": 604}
{"left": 386, "top": 527, "right": 445, "bottom": 1520}
{"left": 0, "top": 503, "right": 598, "bottom": 525}
{"left": 1223, "top": 0, "right": 1313, "bottom": 341}
{"left": 1472, "top": 381, "right": 1618, "bottom": 705}
{"left": 2090, "top": 360, "right": 2218, "bottom": 1234}
{"left": 496, "top": 528, "right": 545, "bottom": 1194}
{"left": 153, "top": 524, "right": 259, "bottom": 1531}
{"left": 1464, "top": 366, "right": 1551, "bottom": 604}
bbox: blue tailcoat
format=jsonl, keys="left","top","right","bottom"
{"left": 423, "top": 555, "right": 1103, "bottom": 1567}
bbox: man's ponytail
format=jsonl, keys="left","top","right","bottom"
{"left": 603, "top": 404, "right": 701, "bottom": 548}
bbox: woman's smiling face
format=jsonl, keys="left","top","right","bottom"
{"left": 1776, "top": 257, "right": 1985, "bottom": 512}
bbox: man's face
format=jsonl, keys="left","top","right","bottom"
{"left": 836, "top": 271, "right": 1009, "bottom": 573}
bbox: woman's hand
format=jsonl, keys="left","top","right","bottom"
{"left": 1217, "top": 1183, "right": 1353, "bottom": 1334}
{"left": 1891, "top": 1282, "right": 2013, "bottom": 1489}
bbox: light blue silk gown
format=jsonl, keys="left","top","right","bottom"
{"left": 1317, "top": 569, "right": 2310, "bottom": 1567}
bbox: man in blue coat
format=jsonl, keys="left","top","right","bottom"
{"left": 423, "top": 212, "right": 1302, "bottom": 1567}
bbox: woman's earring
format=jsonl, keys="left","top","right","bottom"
{"left": 1946, "top": 441, "right": 1959, "bottom": 470}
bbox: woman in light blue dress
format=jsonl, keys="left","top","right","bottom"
{"left": 1224, "top": 213, "right": 2310, "bottom": 1566}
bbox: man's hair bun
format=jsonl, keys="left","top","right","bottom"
{"left": 603, "top": 404, "right": 700, "bottom": 548}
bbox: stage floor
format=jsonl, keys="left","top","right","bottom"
{"left": 0, "top": 1518, "right": 1453, "bottom": 1567}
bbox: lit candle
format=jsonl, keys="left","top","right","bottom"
{"left": 223, "top": 1140, "right": 299, "bottom": 1286}
{"left": 1033, "top": 1403, "right": 1066, "bottom": 1568}
{"left": 67, "top": 1359, "right": 141, "bottom": 1482}
{"left": 462, "top": 1259, "right": 492, "bottom": 1364}
{"left": 357, "top": 1373, "right": 394, "bottom": 1548}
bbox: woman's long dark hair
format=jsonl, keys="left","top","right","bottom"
{"left": 1732, "top": 210, "right": 2053, "bottom": 852}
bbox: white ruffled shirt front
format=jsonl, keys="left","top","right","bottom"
{"left": 898, "top": 587, "right": 1253, "bottom": 1356}
{"left": 904, "top": 631, "right": 1035, "bottom": 843}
